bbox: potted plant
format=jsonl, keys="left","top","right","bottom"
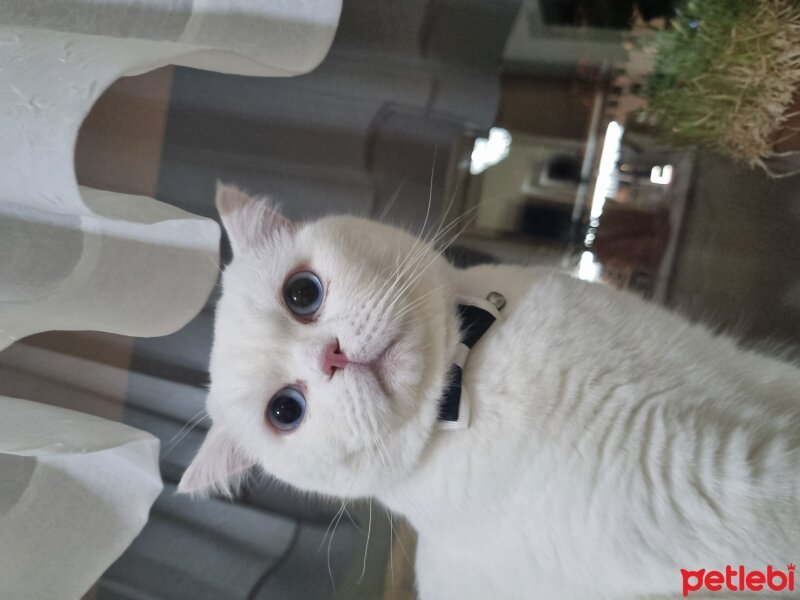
{"left": 645, "top": 0, "right": 800, "bottom": 175}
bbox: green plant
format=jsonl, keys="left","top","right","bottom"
{"left": 646, "top": 0, "right": 800, "bottom": 170}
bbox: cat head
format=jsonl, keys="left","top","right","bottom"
{"left": 178, "top": 184, "right": 460, "bottom": 499}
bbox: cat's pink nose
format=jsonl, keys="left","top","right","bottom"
{"left": 322, "top": 339, "right": 350, "bottom": 377}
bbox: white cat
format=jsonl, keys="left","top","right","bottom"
{"left": 180, "top": 184, "right": 800, "bottom": 600}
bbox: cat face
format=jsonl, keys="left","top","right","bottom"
{"left": 179, "top": 185, "right": 459, "bottom": 498}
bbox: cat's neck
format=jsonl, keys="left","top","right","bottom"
{"left": 376, "top": 265, "right": 544, "bottom": 529}
{"left": 376, "top": 276, "right": 503, "bottom": 521}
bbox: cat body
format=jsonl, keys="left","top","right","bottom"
{"left": 180, "top": 185, "right": 800, "bottom": 600}
{"left": 384, "top": 264, "right": 800, "bottom": 599}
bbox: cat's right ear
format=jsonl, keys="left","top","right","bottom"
{"left": 177, "top": 425, "right": 255, "bottom": 498}
{"left": 215, "top": 182, "right": 294, "bottom": 254}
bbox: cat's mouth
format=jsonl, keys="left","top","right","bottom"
{"left": 352, "top": 337, "right": 398, "bottom": 396}
{"left": 327, "top": 336, "right": 400, "bottom": 397}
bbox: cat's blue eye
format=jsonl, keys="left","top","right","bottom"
{"left": 284, "top": 271, "right": 323, "bottom": 318}
{"left": 267, "top": 387, "right": 306, "bottom": 432}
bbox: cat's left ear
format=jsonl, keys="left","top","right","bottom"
{"left": 177, "top": 425, "right": 255, "bottom": 498}
{"left": 215, "top": 182, "right": 294, "bottom": 254}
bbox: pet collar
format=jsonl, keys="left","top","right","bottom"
{"left": 436, "top": 292, "right": 505, "bottom": 430}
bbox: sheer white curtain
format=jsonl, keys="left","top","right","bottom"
{"left": 0, "top": 2, "right": 341, "bottom": 597}
{"left": 0, "top": 0, "right": 341, "bottom": 349}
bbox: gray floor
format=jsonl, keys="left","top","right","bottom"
{"left": 668, "top": 153, "right": 800, "bottom": 356}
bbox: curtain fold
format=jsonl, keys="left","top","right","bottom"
{"left": 0, "top": 0, "right": 342, "bottom": 350}
{"left": 0, "top": 3, "right": 341, "bottom": 598}
{"left": 0, "top": 396, "right": 163, "bottom": 599}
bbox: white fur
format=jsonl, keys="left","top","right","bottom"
{"left": 181, "top": 185, "right": 800, "bottom": 599}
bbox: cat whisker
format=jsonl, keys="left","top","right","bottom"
{"left": 389, "top": 204, "right": 477, "bottom": 294}
{"left": 372, "top": 432, "right": 390, "bottom": 472}
{"left": 377, "top": 175, "right": 409, "bottom": 223}
{"left": 395, "top": 205, "right": 480, "bottom": 293}
{"left": 373, "top": 177, "right": 467, "bottom": 311}
{"left": 433, "top": 156, "right": 467, "bottom": 242}
{"left": 364, "top": 251, "right": 418, "bottom": 323}
{"left": 342, "top": 504, "right": 367, "bottom": 537}
{"left": 372, "top": 239, "right": 431, "bottom": 311}
{"left": 318, "top": 477, "right": 359, "bottom": 554}
{"left": 327, "top": 499, "right": 347, "bottom": 593}
{"left": 387, "top": 508, "right": 396, "bottom": 592}
{"left": 383, "top": 146, "right": 438, "bottom": 300}
{"left": 380, "top": 234, "right": 456, "bottom": 316}
{"left": 377, "top": 197, "right": 493, "bottom": 324}
{"left": 319, "top": 495, "right": 348, "bottom": 554}
{"left": 322, "top": 476, "right": 363, "bottom": 594}
{"left": 357, "top": 498, "right": 373, "bottom": 584}
{"left": 387, "top": 284, "right": 449, "bottom": 326}
{"left": 162, "top": 408, "right": 210, "bottom": 457}
{"left": 409, "top": 172, "right": 468, "bottom": 265}
{"left": 385, "top": 508, "right": 414, "bottom": 568}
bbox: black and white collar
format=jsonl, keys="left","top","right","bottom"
{"left": 437, "top": 292, "right": 505, "bottom": 431}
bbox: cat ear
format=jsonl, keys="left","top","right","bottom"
{"left": 215, "top": 182, "right": 294, "bottom": 254}
{"left": 177, "top": 425, "right": 255, "bottom": 498}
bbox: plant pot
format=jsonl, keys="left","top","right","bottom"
{"left": 772, "top": 92, "right": 800, "bottom": 153}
